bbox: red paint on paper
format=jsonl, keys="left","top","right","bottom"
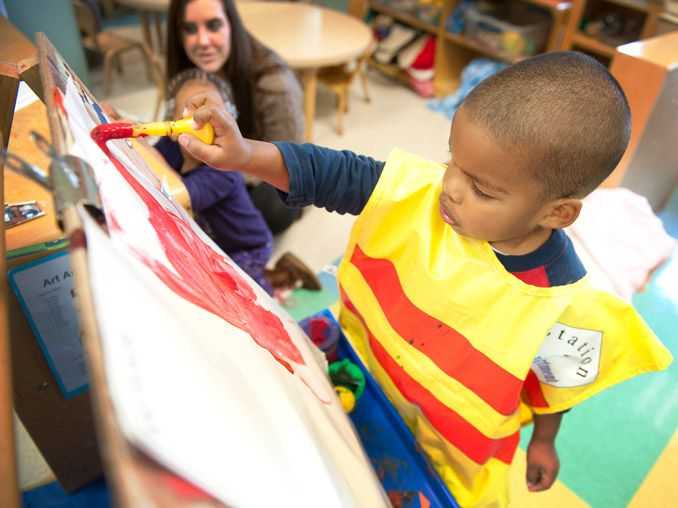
{"left": 162, "top": 473, "right": 212, "bottom": 500}
{"left": 53, "top": 89, "right": 67, "bottom": 117}
{"left": 92, "top": 129, "right": 303, "bottom": 372}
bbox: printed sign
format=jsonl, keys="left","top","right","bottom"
{"left": 9, "top": 252, "right": 88, "bottom": 398}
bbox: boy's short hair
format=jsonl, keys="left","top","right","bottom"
{"left": 461, "top": 51, "right": 630, "bottom": 198}
{"left": 165, "top": 68, "right": 238, "bottom": 121}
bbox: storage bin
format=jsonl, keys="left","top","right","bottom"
{"left": 464, "top": 3, "right": 550, "bottom": 58}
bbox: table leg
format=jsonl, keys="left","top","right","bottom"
{"left": 301, "top": 68, "right": 317, "bottom": 142}
{"left": 153, "top": 13, "right": 164, "bottom": 54}
{"left": 140, "top": 12, "right": 154, "bottom": 53}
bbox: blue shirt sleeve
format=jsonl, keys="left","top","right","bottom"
{"left": 272, "top": 142, "right": 384, "bottom": 215}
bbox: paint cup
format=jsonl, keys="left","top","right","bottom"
{"left": 300, "top": 314, "right": 340, "bottom": 362}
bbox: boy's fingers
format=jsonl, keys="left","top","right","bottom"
{"left": 184, "top": 91, "right": 224, "bottom": 115}
{"left": 526, "top": 464, "right": 542, "bottom": 491}
{"left": 183, "top": 92, "right": 209, "bottom": 114}
{"left": 526, "top": 464, "right": 555, "bottom": 492}
{"left": 178, "top": 134, "right": 219, "bottom": 165}
{"left": 193, "top": 106, "right": 232, "bottom": 137}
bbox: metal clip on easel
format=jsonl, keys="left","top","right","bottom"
{"left": 1, "top": 131, "right": 102, "bottom": 232}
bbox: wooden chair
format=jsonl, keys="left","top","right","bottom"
{"left": 316, "top": 0, "right": 374, "bottom": 135}
{"left": 72, "top": 0, "right": 156, "bottom": 97}
{"left": 317, "top": 45, "right": 373, "bottom": 135}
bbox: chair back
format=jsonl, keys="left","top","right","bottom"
{"left": 72, "top": 0, "right": 102, "bottom": 51}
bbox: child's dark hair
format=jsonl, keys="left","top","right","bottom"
{"left": 461, "top": 51, "right": 631, "bottom": 198}
{"left": 165, "top": 69, "right": 239, "bottom": 121}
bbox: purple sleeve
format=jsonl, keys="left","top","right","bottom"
{"left": 153, "top": 136, "right": 182, "bottom": 170}
{"left": 181, "top": 167, "right": 239, "bottom": 213}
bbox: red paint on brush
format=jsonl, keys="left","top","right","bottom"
{"left": 91, "top": 122, "right": 134, "bottom": 144}
{"left": 91, "top": 127, "right": 304, "bottom": 373}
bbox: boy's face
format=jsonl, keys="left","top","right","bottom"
{"left": 440, "top": 107, "right": 562, "bottom": 254}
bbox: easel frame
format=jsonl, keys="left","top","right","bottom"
{"left": 0, "top": 16, "right": 46, "bottom": 508}
{"left": 35, "top": 33, "right": 225, "bottom": 507}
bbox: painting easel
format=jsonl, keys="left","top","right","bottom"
{"left": 0, "top": 16, "right": 46, "bottom": 508}
{"left": 33, "top": 33, "right": 227, "bottom": 507}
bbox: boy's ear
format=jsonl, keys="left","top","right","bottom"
{"left": 539, "top": 198, "right": 582, "bottom": 230}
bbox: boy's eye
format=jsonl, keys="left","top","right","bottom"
{"left": 206, "top": 19, "right": 224, "bottom": 32}
{"left": 472, "top": 183, "right": 493, "bottom": 199}
{"left": 180, "top": 22, "right": 198, "bottom": 35}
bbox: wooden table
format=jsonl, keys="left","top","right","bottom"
{"left": 239, "top": 1, "right": 372, "bottom": 141}
{"left": 113, "top": 0, "right": 372, "bottom": 141}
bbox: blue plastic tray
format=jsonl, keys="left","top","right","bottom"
{"left": 316, "top": 309, "right": 459, "bottom": 508}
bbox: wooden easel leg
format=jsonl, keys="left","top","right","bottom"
{"left": 0, "top": 138, "right": 21, "bottom": 508}
{"left": 0, "top": 76, "right": 20, "bottom": 149}
{"left": 20, "top": 64, "right": 45, "bottom": 103}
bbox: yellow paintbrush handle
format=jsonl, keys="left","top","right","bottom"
{"left": 132, "top": 117, "right": 215, "bottom": 145}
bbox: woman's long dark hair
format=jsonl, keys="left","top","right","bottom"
{"left": 167, "top": 0, "right": 258, "bottom": 138}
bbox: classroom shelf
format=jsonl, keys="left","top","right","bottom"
{"left": 368, "top": 58, "right": 411, "bottom": 84}
{"left": 524, "top": 0, "right": 574, "bottom": 11}
{"left": 560, "top": 0, "right": 665, "bottom": 62}
{"left": 572, "top": 32, "right": 618, "bottom": 56}
{"left": 443, "top": 32, "right": 523, "bottom": 64}
{"left": 364, "top": 0, "right": 574, "bottom": 97}
{"left": 604, "top": 0, "right": 662, "bottom": 13}
{"left": 370, "top": 2, "right": 439, "bottom": 34}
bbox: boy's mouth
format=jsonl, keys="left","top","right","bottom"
{"left": 439, "top": 202, "right": 459, "bottom": 227}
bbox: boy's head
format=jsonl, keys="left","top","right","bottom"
{"left": 440, "top": 51, "right": 630, "bottom": 254}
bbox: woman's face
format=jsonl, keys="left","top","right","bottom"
{"left": 181, "top": 0, "right": 231, "bottom": 74}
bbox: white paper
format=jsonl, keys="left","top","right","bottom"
{"left": 44, "top": 41, "right": 388, "bottom": 507}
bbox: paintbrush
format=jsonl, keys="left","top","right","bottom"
{"left": 91, "top": 117, "right": 215, "bottom": 146}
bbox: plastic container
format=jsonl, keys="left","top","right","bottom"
{"left": 300, "top": 314, "right": 341, "bottom": 361}
{"left": 464, "top": 3, "right": 550, "bottom": 58}
{"left": 309, "top": 309, "right": 460, "bottom": 507}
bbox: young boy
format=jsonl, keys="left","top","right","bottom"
{"left": 154, "top": 70, "right": 320, "bottom": 295}
{"left": 177, "top": 52, "right": 671, "bottom": 507}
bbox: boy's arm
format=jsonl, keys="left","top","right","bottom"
{"left": 272, "top": 142, "right": 384, "bottom": 215}
{"left": 526, "top": 411, "right": 564, "bottom": 492}
{"left": 179, "top": 97, "right": 384, "bottom": 215}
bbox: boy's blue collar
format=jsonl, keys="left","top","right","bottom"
{"left": 493, "top": 229, "right": 567, "bottom": 273}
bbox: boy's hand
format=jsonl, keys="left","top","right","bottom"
{"left": 526, "top": 438, "right": 560, "bottom": 492}
{"left": 178, "top": 92, "right": 251, "bottom": 170}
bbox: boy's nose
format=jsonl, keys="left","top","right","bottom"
{"left": 449, "top": 189, "right": 463, "bottom": 204}
{"left": 446, "top": 179, "right": 463, "bottom": 203}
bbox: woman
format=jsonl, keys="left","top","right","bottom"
{"left": 166, "top": 0, "right": 304, "bottom": 234}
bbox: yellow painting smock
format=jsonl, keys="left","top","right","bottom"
{"left": 336, "top": 149, "right": 672, "bottom": 507}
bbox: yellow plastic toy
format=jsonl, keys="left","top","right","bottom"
{"left": 335, "top": 386, "right": 356, "bottom": 413}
